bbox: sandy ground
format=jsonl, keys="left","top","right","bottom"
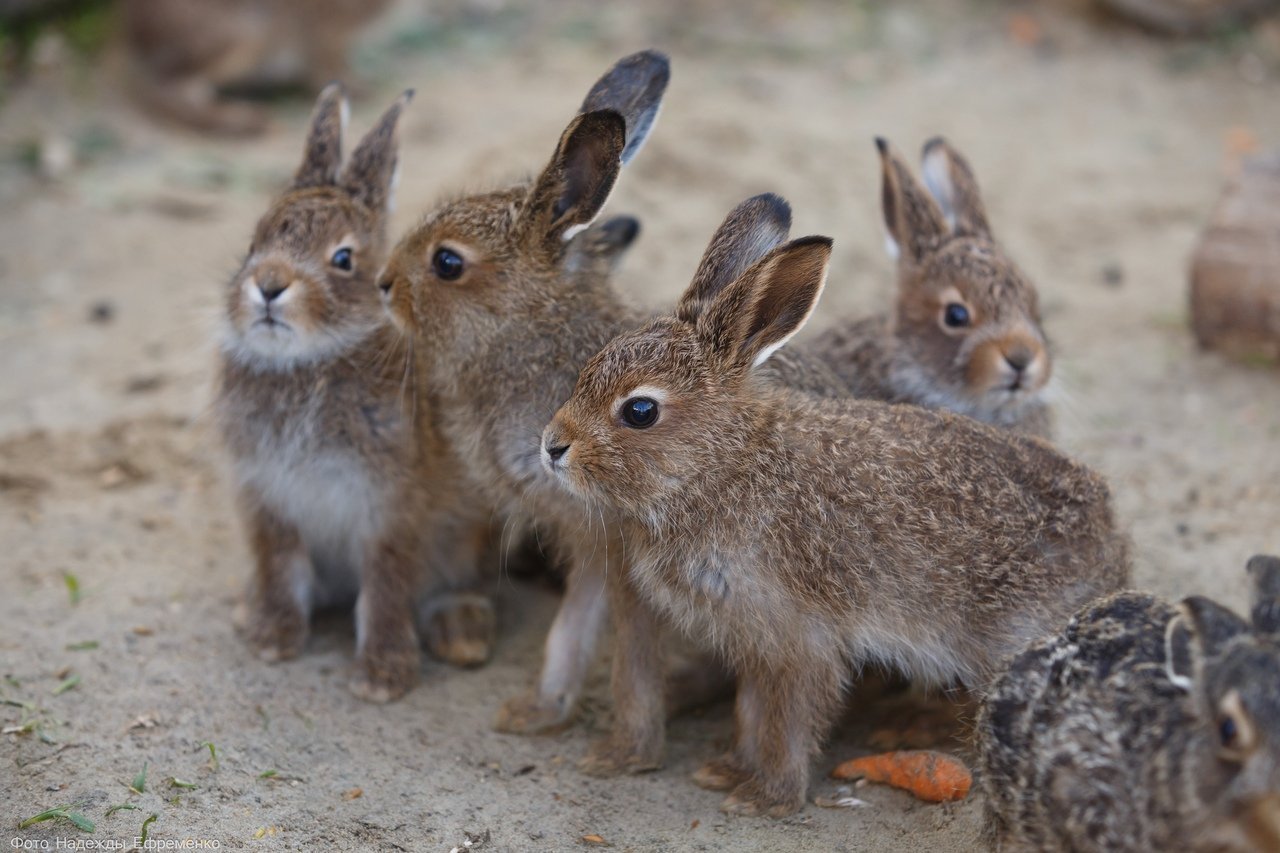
{"left": 2, "top": 0, "right": 1279, "bottom": 850}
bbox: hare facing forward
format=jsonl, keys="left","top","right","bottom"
{"left": 980, "top": 555, "right": 1280, "bottom": 853}
{"left": 806, "top": 137, "right": 1054, "bottom": 437}
{"left": 216, "top": 86, "right": 494, "bottom": 702}
{"left": 540, "top": 196, "right": 1129, "bottom": 816}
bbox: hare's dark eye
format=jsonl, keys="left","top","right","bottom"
{"left": 622, "top": 397, "right": 658, "bottom": 429}
{"left": 433, "top": 248, "right": 464, "bottom": 281}
{"left": 331, "top": 247, "right": 354, "bottom": 272}
{"left": 943, "top": 302, "right": 971, "bottom": 328}
{"left": 1220, "top": 716, "right": 1239, "bottom": 748}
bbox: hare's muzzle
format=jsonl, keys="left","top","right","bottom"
{"left": 541, "top": 422, "right": 572, "bottom": 473}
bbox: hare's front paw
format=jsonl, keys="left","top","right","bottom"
{"left": 692, "top": 755, "right": 750, "bottom": 791}
{"left": 239, "top": 601, "right": 308, "bottom": 662}
{"left": 578, "top": 735, "right": 663, "bottom": 777}
{"left": 493, "top": 691, "right": 574, "bottom": 734}
{"left": 425, "top": 594, "right": 495, "bottom": 668}
{"left": 721, "top": 779, "right": 805, "bottom": 819}
{"left": 349, "top": 648, "right": 419, "bottom": 704}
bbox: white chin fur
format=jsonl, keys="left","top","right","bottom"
{"left": 221, "top": 318, "right": 370, "bottom": 372}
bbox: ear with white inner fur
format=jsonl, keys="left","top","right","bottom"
{"left": 696, "top": 235, "right": 833, "bottom": 371}
{"left": 877, "top": 136, "right": 949, "bottom": 265}
{"left": 676, "top": 193, "right": 792, "bottom": 324}
{"left": 579, "top": 49, "right": 670, "bottom": 166}
{"left": 920, "top": 136, "right": 992, "bottom": 238}
{"left": 294, "top": 83, "right": 347, "bottom": 189}
{"left": 521, "top": 109, "right": 626, "bottom": 245}
{"left": 1166, "top": 596, "right": 1250, "bottom": 692}
{"left": 1163, "top": 613, "right": 1195, "bottom": 692}
{"left": 341, "top": 89, "right": 413, "bottom": 216}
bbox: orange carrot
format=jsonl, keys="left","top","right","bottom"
{"left": 829, "top": 750, "right": 972, "bottom": 803}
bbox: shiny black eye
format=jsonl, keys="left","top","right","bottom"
{"left": 433, "top": 247, "right": 464, "bottom": 281}
{"left": 943, "top": 302, "right": 971, "bottom": 328}
{"left": 621, "top": 397, "right": 658, "bottom": 429}
{"left": 1220, "top": 716, "right": 1239, "bottom": 748}
{"left": 330, "top": 247, "right": 354, "bottom": 272}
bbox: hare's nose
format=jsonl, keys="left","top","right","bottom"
{"left": 259, "top": 281, "right": 288, "bottom": 303}
{"left": 1004, "top": 346, "right": 1033, "bottom": 374}
{"left": 378, "top": 276, "right": 394, "bottom": 296}
{"left": 545, "top": 442, "right": 571, "bottom": 463}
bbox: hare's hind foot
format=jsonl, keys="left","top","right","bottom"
{"left": 721, "top": 778, "right": 805, "bottom": 819}
{"left": 693, "top": 754, "right": 751, "bottom": 791}
{"left": 578, "top": 734, "right": 663, "bottom": 777}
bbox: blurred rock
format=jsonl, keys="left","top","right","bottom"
{"left": 1189, "top": 152, "right": 1280, "bottom": 365}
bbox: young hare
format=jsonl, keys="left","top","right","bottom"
{"left": 806, "top": 138, "right": 1054, "bottom": 437}
{"left": 981, "top": 554, "right": 1280, "bottom": 853}
{"left": 542, "top": 196, "right": 1129, "bottom": 816}
{"left": 379, "top": 51, "right": 681, "bottom": 734}
{"left": 217, "top": 86, "right": 493, "bottom": 702}
{"left": 121, "top": 0, "right": 392, "bottom": 136}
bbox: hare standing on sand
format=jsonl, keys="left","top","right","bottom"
{"left": 980, "top": 554, "right": 1280, "bottom": 853}
{"left": 806, "top": 138, "right": 1054, "bottom": 437}
{"left": 379, "top": 51, "right": 673, "bottom": 734}
{"left": 540, "top": 196, "right": 1129, "bottom": 816}
{"left": 121, "top": 0, "right": 392, "bottom": 136}
{"left": 216, "top": 86, "right": 495, "bottom": 702}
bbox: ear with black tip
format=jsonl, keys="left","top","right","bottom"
{"left": 876, "top": 137, "right": 949, "bottom": 265}
{"left": 677, "top": 193, "right": 793, "bottom": 323}
{"left": 579, "top": 49, "right": 670, "bottom": 165}
{"left": 341, "top": 89, "right": 413, "bottom": 215}
{"left": 294, "top": 83, "right": 348, "bottom": 189}
{"left": 1247, "top": 554, "right": 1280, "bottom": 634}
{"left": 522, "top": 110, "right": 626, "bottom": 245}
{"left": 920, "top": 136, "right": 992, "bottom": 238}
{"left": 1184, "top": 595, "right": 1250, "bottom": 658}
{"left": 696, "top": 235, "right": 833, "bottom": 371}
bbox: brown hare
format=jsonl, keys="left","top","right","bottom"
{"left": 216, "top": 85, "right": 494, "bottom": 703}
{"left": 980, "top": 554, "right": 1280, "bottom": 852}
{"left": 541, "top": 195, "right": 1129, "bottom": 816}
{"left": 806, "top": 138, "right": 1054, "bottom": 438}
{"left": 121, "top": 0, "right": 392, "bottom": 136}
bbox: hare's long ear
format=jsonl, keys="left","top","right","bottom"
{"left": 521, "top": 110, "right": 626, "bottom": 245}
{"left": 697, "top": 235, "right": 832, "bottom": 371}
{"left": 877, "top": 137, "right": 948, "bottom": 265}
{"left": 1247, "top": 554, "right": 1280, "bottom": 634}
{"left": 294, "top": 83, "right": 348, "bottom": 189}
{"left": 341, "top": 89, "right": 413, "bottom": 215}
{"left": 579, "top": 49, "right": 670, "bottom": 165}
{"left": 920, "top": 137, "right": 992, "bottom": 238}
{"left": 677, "top": 193, "right": 792, "bottom": 323}
{"left": 1166, "top": 596, "right": 1250, "bottom": 688}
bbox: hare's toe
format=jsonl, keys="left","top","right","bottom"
{"left": 241, "top": 606, "right": 308, "bottom": 662}
{"left": 578, "top": 736, "right": 663, "bottom": 777}
{"left": 425, "top": 594, "right": 496, "bottom": 668}
{"left": 721, "top": 780, "right": 804, "bottom": 819}
{"left": 493, "top": 691, "right": 574, "bottom": 734}
{"left": 693, "top": 755, "right": 749, "bottom": 791}
{"left": 349, "top": 650, "right": 419, "bottom": 704}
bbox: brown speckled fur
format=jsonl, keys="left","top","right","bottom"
{"left": 543, "top": 203, "right": 1129, "bottom": 816}
{"left": 980, "top": 555, "right": 1280, "bottom": 852}
{"left": 215, "top": 87, "right": 495, "bottom": 704}
{"left": 805, "top": 138, "right": 1054, "bottom": 438}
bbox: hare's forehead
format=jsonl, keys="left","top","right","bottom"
{"left": 258, "top": 194, "right": 358, "bottom": 240}
{"left": 421, "top": 187, "right": 527, "bottom": 237}
{"left": 584, "top": 325, "right": 702, "bottom": 396}
{"left": 929, "top": 241, "right": 1035, "bottom": 313}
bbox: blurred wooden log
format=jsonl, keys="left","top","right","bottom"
{"left": 1190, "top": 153, "right": 1280, "bottom": 365}
{"left": 1098, "top": 0, "right": 1280, "bottom": 35}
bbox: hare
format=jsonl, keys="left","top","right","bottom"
{"left": 379, "top": 51, "right": 683, "bottom": 735}
{"left": 805, "top": 138, "right": 1054, "bottom": 438}
{"left": 120, "top": 0, "right": 392, "bottom": 136}
{"left": 215, "top": 85, "right": 495, "bottom": 703}
{"left": 980, "top": 554, "right": 1280, "bottom": 853}
{"left": 540, "top": 196, "right": 1129, "bottom": 816}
